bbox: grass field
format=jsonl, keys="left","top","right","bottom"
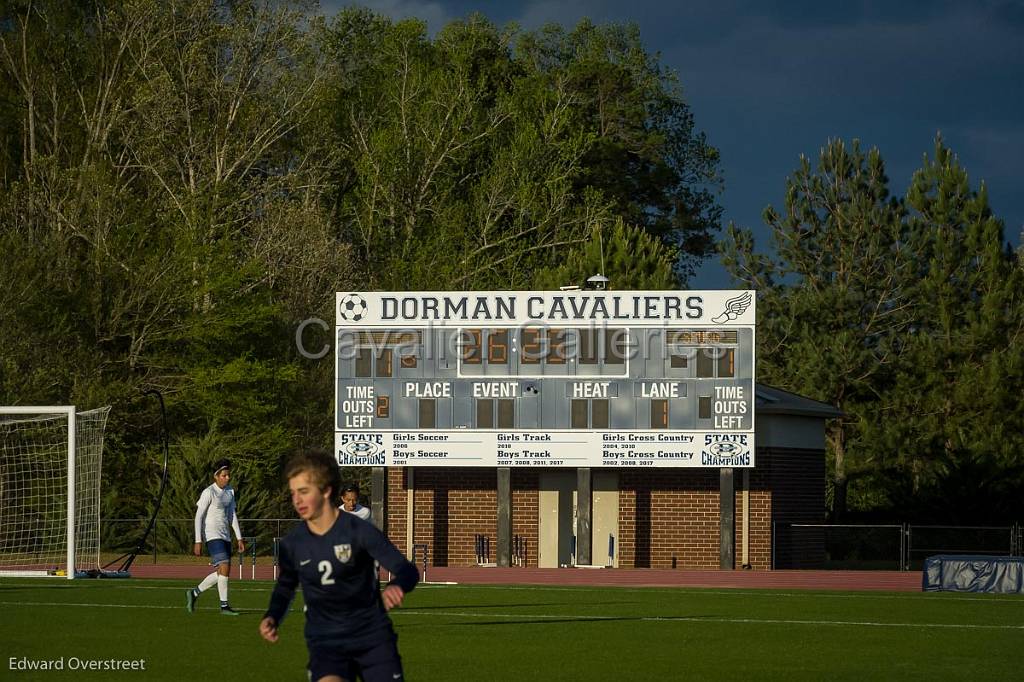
{"left": 1, "top": 577, "right": 1021, "bottom": 680}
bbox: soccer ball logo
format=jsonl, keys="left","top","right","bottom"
{"left": 339, "top": 294, "right": 368, "bottom": 323}
{"left": 344, "top": 440, "right": 379, "bottom": 457}
{"left": 709, "top": 441, "right": 742, "bottom": 456}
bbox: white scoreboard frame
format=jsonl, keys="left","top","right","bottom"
{"left": 335, "top": 290, "right": 755, "bottom": 468}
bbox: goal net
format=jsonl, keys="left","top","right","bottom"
{"left": 0, "top": 406, "right": 110, "bottom": 578}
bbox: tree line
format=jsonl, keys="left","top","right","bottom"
{"left": 722, "top": 139, "right": 1024, "bottom": 522}
{"left": 0, "top": 1, "right": 1019, "bottom": 525}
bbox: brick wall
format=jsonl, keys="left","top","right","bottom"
{"left": 387, "top": 467, "right": 406, "bottom": 551}
{"left": 511, "top": 470, "right": 539, "bottom": 567}
{"left": 736, "top": 465, "right": 772, "bottom": 570}
{"left": 383, "top": 445, "right": 823, "bottom": 570}
{"left": 617, "top": 469, "right": 720, "bottom": 569}
{"left": 386, "top": 467, "right": 541, "bottom": 567}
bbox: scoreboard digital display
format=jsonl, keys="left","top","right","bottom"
{"left": 335, "top": 291, "right": 755, "bottom": 468}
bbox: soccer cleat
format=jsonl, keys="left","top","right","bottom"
{"left": 186, "top": 589, "right": 197, "bottom": 614}
{"left": 220, "top": 606, "right": 240, "bottom": 616}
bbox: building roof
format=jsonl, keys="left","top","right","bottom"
{"left": 755, "top": 384, "right": 844, "bottom": 419}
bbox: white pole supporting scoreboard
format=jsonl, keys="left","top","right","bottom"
{"left": 335, "top": 291, "right": 755, "bottom": 468}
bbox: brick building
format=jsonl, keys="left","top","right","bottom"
{"left": 373, "top": 385, "right": 839, "bottom": 570}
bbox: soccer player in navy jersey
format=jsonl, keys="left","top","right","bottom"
{"left": 259, "top": 449, "right": 419, "bottom": 682}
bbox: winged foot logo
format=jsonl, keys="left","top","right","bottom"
{"left": 711, "top": 291, "right": 752, "bottom": 323}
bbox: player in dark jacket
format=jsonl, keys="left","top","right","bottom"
{"left": 259, "top": 449, "right": 419, "bottom": 682}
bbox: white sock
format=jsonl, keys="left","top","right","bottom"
{"left": 217, "top": 575, "right": 229, "bottom": 603}
{"left": 197, "top": 572, "right": 218, "bottom": 593}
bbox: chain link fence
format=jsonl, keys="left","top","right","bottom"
{"left": 773, "top": 522, "right": 1023, "bottom": 570}
{"left": 104, "top": 518, "right": 1023, "bottom": 570}
{"left": 101, "top": 518, "right": 302, "bottom": 565}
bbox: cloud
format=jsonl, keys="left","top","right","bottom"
{"left": 990, "top": 0, "right": 1024, "bottom": 28}
{"left": 313, "top": 1, "right": 1024, "bottom": 255}
{"left": 321, "top": 0, "right": 454, "bottom": 31}
{"left": 951, "top": 125, "right": 1024, "bottom": 176}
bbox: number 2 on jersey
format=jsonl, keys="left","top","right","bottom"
{"left": 318, "top": 560, "right": 335, "bottom": 585}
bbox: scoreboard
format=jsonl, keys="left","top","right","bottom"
{"left": 335, "top": 290, "right": 755, "bottom": 468}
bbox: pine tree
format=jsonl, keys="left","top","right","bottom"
{"left": 533, "top": 217, "right": 678, "bottom": 290}
{"left": 881, "top": 138, "right": 1024, "bottom": 520}
{"left": 723, "top": 136, "right": 1024, "bottom": 522}
{"left": 721, "top": 139, "right": 910, "bottom": 519}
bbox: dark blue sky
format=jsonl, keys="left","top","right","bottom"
{"left": 328, "top": 1, "right": 1024, "bottom": 287}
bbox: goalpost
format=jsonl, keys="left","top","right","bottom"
{"left": 0, "top": 406, "right": 110, "bottom": 579}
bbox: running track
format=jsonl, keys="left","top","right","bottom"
{"left": 126, "top": 564, "right": 922, "bottom": 591}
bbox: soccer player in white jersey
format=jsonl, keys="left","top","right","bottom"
{"left": 340, "top": 484, "right": 372, "bottom": 522}
{"left": 186, "top": 458, "right": 246, "bottom": 615}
